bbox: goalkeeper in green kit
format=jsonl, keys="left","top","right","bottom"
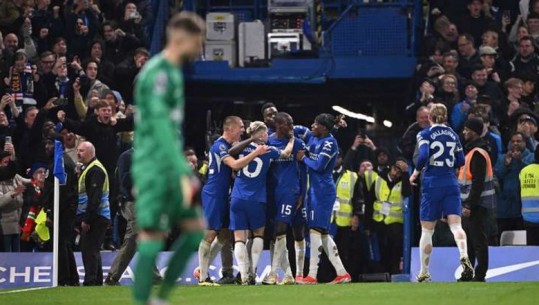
{"left": 131, "top": 12, "right": 206, "bottom": 305}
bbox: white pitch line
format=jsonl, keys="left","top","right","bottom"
{"left": 0, "top": 286, "right": 52, "bottom": 295}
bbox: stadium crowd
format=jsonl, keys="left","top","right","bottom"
{"left": 0, "top": 0, "right": 538, "bottom": 286}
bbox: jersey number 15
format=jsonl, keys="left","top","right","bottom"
{"left": 429, "top": 141, "right": 456, "bottom": 167}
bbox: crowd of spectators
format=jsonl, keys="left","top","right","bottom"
{"left": 0, "top": 0, "right": 150, "bottom": 256}
{"left": 0, "top": 0, "right": 538, "bottom": 285}
{"left": 405, "top": 0, "right": 539, "bottom": 245}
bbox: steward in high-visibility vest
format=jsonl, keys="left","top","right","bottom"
{"left": 458, "top": 148, "right": 496, "bottom": 210}
{"left": 78, "top": 158, "right": 111, "bottom": 221}
{"left": 334, "top": 170, "right": 359, "bottom": 227}
{"left": 459, "top": 118, "right": 495, "bottom": 281}
{"left": 364, "top": 158, "right": 411, "bottom": 275}
{"left": 519, "top": 147, "right": 539, "bottom": 245}
{"left": 364, "top": 162, "right": 411, "bottom": 227}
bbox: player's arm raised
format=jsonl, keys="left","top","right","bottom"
{"left": 223, "top": 145, "right": 269, "bottom": 171}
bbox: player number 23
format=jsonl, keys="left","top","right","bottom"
{"left": 429, "top": 141, "right": 456, "bottom": 167}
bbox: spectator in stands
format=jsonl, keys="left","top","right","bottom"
{"left": 405, "top": 79, "right": 435, "bottom": 119}
{"left": 0, "top": 94, "right": 20, "bottom": 125}
{"left": 399, "top": 107, "right": 430, "bottom": 162}
{"left": 435, "top": 74, "right": 459, "bottom": 112}
{"left": 13, "top": 103, "right": 53, "bottom": 174}
{"left": 80, "top": 59, "right": 109, "bottom": 102}
{"left": 422, "top": 16, "right": 458, "bottom": 57}
{"left": 495, "top": 132, "right": 534, "bottom": 236}
{"left": 68, "top": 17, "right": 93, "bottom": 59}
{"left": 520, "top": 73, "right": 539, "bottom": 111}
{"left": 58, "top": 100, "right": 133, "bottom": 178}
{"left": 0, "top": 148, "right": 28, "bottom": 252}
{"left": 102, "top": 20, "right": 143, "bottom": 65}
{"left": 519, "top": 145, "right": 539, "bottom": 246}
{"left": 500, "top": 77, "right": 526, "bottom": 125}
{"left": 20, "top": 163, "right": 48, "bottom": 251}
{"left": 481, "top": 29, "right": 513, "bottom": 61}
{"left": 471, "top": 64, "right": 504, "bottom": 108}
{"left": 51, "top": 37, "right": 68, "bottom": 57}
{"left": 442, "top": 51, "right": 467, "bottom": 88}
{"left": 452, "top": 82, "right": 478, "bottom": 132}
{"left": 37, "top": 51, "right": 56, "bottom": 86}
{"left": 515, "top": 113, "right": 539, "bottom": 151}
{"left": 65, "top": 0, "right": 100, "bottom": 48}
{"left": 468, "top": 109, "right": 502, "bottom": 166}
{"left": 0, "top": 0, "right": 25, "bottom": 35}
{"left": 511, "top": 36, "right": 539, "bottom": 76}
{"left": 114, "top": 47, "right": 149, "bottom": 104}
{"left": 478, "top": 46, "right": 507, "bottom": 84}
{"left": 119, "top": 2, "right": 146, "bottom": 43}
{"left": 373, "top": 147, "right": 391, "bottom": 176}
{"left": 457, "top": 34, "right": 481, "bottom": 79}
{"left": 526, "top": 13, "right": 539, "bottom": 46}
{"left": 58, "top": 125, "right": 80, "bottom": 164}
{"left": 342, "top": 133, "right": 376, "bottom": 172}
{"left": 508, "top": 19, "right": 530, "bottom": 50}
{"left": 87, "top": 40, "right": 114, "bottom": 86}
{"left": 456, "top": 0, "right": 497, "bottom": 47}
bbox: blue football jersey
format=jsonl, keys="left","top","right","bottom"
{"left": 202, "top": 137, "right": 232, "bottom": 196}
{"left": 231, "top": 144, "right": 281, "bottom": 202}
{"left": 293, "top": 125, "right": 312, "bottom": 144}
{"left": 304, "top": 134, "right": 339, "bottom": 194}
{"left": 416, "top": 124, "right": 465, "bottom": 188}
{"left": 268, "top": 136, "right": 306, "bottom": 196}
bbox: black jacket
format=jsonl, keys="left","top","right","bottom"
{"left": 463, "top": 137, "right": 489, "bottom": 209}
{"left": 399, "top": 122, "right": 423, "bottom": 161}
{"left": 117, "top": 148, "right": 133, "bottom": 202}
{"left": 63, "top": 115, "right": 134, "bottom": 175}
{"left": 44, "top": 152, "right": 78, "bottom": 218}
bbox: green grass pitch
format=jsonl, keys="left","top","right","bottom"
{"left": 1, "top": 283, "right": 539, "bottom": 305}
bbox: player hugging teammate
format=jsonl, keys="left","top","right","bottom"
{"left": 196, "top": 109, "right": 351, "bottom": 286}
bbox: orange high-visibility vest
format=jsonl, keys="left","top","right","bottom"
{"left": 458, "top": 147, "right": 496, "bottom": 209}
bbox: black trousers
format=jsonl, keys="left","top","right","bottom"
{"left": 372, "top": 222, "right": 403, "bottom": 275}
{"left": 463, "top": 206, "right": 489, "bottom": 280}
{"left": 58, "top": 209, "right": 79, "bottom": 286}
{"left": 525, "top": 223, "right": 539, "bottom": 246}
{"left": 80, "top": 216, "right": 110, "bottom": 286}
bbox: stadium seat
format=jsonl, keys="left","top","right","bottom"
{"left": 499, "top": 230, "right": 527, "bottom": 246}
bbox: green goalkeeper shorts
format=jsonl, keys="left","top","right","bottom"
{"left": 135, "top": 174, "right": 199, "bottom": 232}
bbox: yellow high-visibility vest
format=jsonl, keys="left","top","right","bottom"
{"left": 334, "top": 170, "right": 358, "bottom": 227}
{"left": 366, "top": 171, "right": 404, "bottom": 225}
{"left": 520, "top": 164, "right": 539, "bottom": 224}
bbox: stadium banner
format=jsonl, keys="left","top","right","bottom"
{"left": 0, "top": 251, "right": 276, "bottom": 289}
{"left": 411, "top": 247, "right": 539, "bottom": 282}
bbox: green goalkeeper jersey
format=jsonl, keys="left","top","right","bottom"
{"left": 132, "top": 54, "right": 190, "bottom": 183}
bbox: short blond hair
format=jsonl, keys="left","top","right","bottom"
{"left": 429, "top": 103, "right": 447, "bottom": 124}
{"left": 246, "top": 121, "right": 267, "bottom": 136}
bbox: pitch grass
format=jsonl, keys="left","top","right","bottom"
{"left": 1, "top": 282, "right": 539, "bottom": 305}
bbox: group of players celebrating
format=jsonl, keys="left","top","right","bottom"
{"left": 197, "top": 109, "right": 351, "bottom": 286}
{"left": 130, "top": 10, "right": 478, "bottom": 305}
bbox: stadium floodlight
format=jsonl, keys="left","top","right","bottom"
{"left": 383, "top": 120, "right": 393, "bottom": 128}
{"left": 332, "top": 105, "right": 375, "bottom": 123}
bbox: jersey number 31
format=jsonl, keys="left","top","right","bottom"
{"left": 429, "top": 141, "right": 456, "bottom": 167}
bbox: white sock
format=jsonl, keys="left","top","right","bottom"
{"left": 234, "top": 241, "right": 248, "bottom": 282}
{"left": 198, "top": 240, "right": 211, "bottom": 280}
{"left": 251, "top": 237, "right": 264, "bottom": 278}
{"left": 272, "top": 235, "right": 286, "bottom": 273}
{"left": 281, "top": 248, "right": 293, "bottom": 276}
{"left": 450, "top": 223, "right": 468, "bottom": 259}
{"left": 209, "top": 238, "right": 223, "bottom": 265}
{"left": 308, "top": 230, "right": 322, "bottom": 278}
{"left": 419, "top": 228, "right": 434, "bottom": 274}
{"left": 295, "top": 240, "right": 305, "bottom": 277}
{"left": 246, "top": 238, "right": 253, "bottom": 274}
{"left": 321, "top": 234, "right": 347, "bottom": 276}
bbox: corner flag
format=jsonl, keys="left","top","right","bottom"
{"left": 53, "top": 140, "right": 66, "bottom": 185}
